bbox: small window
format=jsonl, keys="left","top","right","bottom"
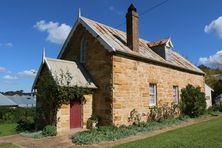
{"left": 149, "top": 84, "right": 157, "bottom": 106}
{"left": 80, "top": 37, "right": 87, "bottom": 63}
{"left": 173, "top": 86, "right": 179, "bottom": 103}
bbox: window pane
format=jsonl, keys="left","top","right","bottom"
{"left": 80, "top": 38, "right": 87, "bottom": 63}
{"left": 149, "top": 84, "right": 156, "bottom": 106}
{"left": 150, "top": 96, "right": 154, "bottom": 104}
{"left": 149, "top": 85, "right": 154, "bottom": 93}
{"left": 173, "top": 86, "right": 179, "bottom": 103}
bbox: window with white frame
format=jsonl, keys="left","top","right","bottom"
{"left": 149, "top": 84, "right": 157, "bottom": 106}
{"left": 173, "top": 86, "right": 179, "bottom": 103}
{"left": 80, "top": 37, "right": 87, "bottom": 63}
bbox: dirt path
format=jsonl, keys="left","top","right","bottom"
{"left": 0, "top": 130, "right": 88, "bottom": 148}
{"left": 0, "top": 114, "right": 221, "bottom": 148}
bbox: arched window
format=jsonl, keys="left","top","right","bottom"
{"left": 80, "top": 37, "right": 87, "bottom": 63}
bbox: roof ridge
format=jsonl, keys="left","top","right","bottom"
{"left": 56, "top": 16, "right": 204, "bottom": 75}
{"left": 46, "top": 57, "right": 76, "bottom": 64}
{"left": 80, "top": 16, "right": 151, "bottom": 43}
{"left": 80, "top": 16, "right": 126, "bottom": 34}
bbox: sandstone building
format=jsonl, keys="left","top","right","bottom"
{"left": 33, "top": 4, "right": 205, "bottom": 132}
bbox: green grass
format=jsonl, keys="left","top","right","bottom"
{"left": 115, "top": 117, "right": 222, "bottom": 148}
{"left": 72, "top": 118, "right": 186, "bottom": 145}
{"left": 0, "top": 143, "right": 18, "bottom": 148}
{"left": 0, "top": 123, "right": 17, "bottom": 137}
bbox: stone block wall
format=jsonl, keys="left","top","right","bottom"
{"left": 57, "top": 104, "right": 70, "bottom": 132}
{"left": 56, "top": 94, "right": 93, "bottom": 132}
{"left": 60, "top": 24, "right": 113, "bottom": 125}
{"left": 112, "top": 55, "right": 205, "bottom": 126}
{"left": 82, "top": 94, "right": 93, "bottom": 128}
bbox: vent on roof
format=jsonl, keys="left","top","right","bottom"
{"left": 147, "top": 38, "right": 173, "bottom": 60}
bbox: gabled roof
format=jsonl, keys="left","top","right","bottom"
{"left": 147, "top": 38, "right": 173, "bottom": 48}
{"left": 0, "top": 93, "right": 17, "bottom": 107}
{"left": 58, "top": 16, "right": 204, "bottom": 75}
{"left": 32, "top": 57, "right": 97, "bottom": 90}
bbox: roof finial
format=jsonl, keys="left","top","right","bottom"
{"left": 42, "top": 47, "right": 46, "bottom": 62}
{"left": 78, "top": 8, "right": 81, "bottom": 18}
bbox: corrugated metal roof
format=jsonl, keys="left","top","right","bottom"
{"left": 46, "top": 58, "right": 97, "bottom": 89}
{"left": 0, "top": 93, "right": 17, "bottom": 107}
{"left": 7, "top": 96, "right": 36, "bottom": 107}
{"left": 79, "top": 17, "right": 204, "bottom": 74}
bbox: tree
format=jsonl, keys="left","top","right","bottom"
{"left": 180, "top": 84, "right": 206, "bottom": 117}
{"left": 212, "top": 80, "right": 222, "bottom": 102}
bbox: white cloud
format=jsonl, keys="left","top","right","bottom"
{"left": 109, "top": 6, "right": 123, "bottom": 16}
{"left": 0, "top": 66, "right": 7, "bottom": 73}
{"left": 199, "top": 50, "right": 222, "bottom": 69}
{"left": 34, "top": 20, "right": 71, "bottom": 44}
{"left": 17, "top": 69, "right": 37, "bottom": 77}
{"left": 3, "top": 75, "right": 18, "bottom": 80}
{"left": 0, "top": 42, "right": 13, "bottom": 48}
{"left": 204, "top": 16, "right": 222, "bottom": 39}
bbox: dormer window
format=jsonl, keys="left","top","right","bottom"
{"left": 80, "top": 37, "right": 87, "bottom": 63}
{"left": 147, "top": 38, "right": 173, "bottom": 60}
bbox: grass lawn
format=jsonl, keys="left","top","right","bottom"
{"left": 115, "top": 116, "right": 222, "bottom": 148}
{"left": 0, "top": 123, "right": 17, "bottom": 137}
{"left": 0, "top": 143, "right": 18, "bottom": 148}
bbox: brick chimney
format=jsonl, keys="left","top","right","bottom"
{"left": 126, "top": 4, "right": 139, "bottom": 52}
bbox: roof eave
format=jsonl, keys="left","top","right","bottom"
{"left": 31, "top": 58, "right": 51, "bottom": 91}
{"left": 57, "top": 16, "right": 115, "bottom": 59}
{"left": 114, "top": 50, "right": 205, "bottom": 76}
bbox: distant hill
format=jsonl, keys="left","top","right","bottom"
{"left": 0, "top": 90, "right": 33, "bottom": 96}
{"left": 199, "top": 65, "right": 222, "bottom": 100}
{"left": 199, "top": 65, "right": 222, "bottom": 78}
{"left": 199, "top": 65, "right": 222, "bottom": 85}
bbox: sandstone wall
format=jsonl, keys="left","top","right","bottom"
{"left": 57, "top": 104, "right": 70, "bottom": 132}
{"left": 112, "top": 55, "right": 205, "bottom": 126}
{"left": 57, "top": 94, "right": 93, "bottom": 132}
{"left": 60, "top": 24, "right": 113, "bottom": 124}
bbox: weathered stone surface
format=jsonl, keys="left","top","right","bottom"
{"left": 61, "top": 24, "right": 113, "bottom": 125}
{"left": 37, "top": 22, "right": 205, "bottom": 133}
{"left": 82, "top": 94, "right": 93, "bottom": 128}
{"left": 112, "top": 55, "right": 205, "bottom": 126}
{"left": 56, "top": 94, "right": 93, "bottom": 132}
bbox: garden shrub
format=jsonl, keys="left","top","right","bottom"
{"left": 180, "top": 84, "right": 206, "bottom": 117}
{"left": 16, "top": 116, "right": 35, "bottom": 132}
{"left": 128, "top": 109, "right": 141, "bottom": 125}
{"left": 219, "top": 101, "right": 222, "bottom": 112}
{"left": 42, "top": 125, "right": 57, "bottom": 136}
{"left": 72, "top": 118, "right": 185, "bottom": 145}
{"left": 208, "top": 102, "right": 222, "bottom": 113}
{"left": 2, "top": 112, "right": 15, "bottom": 122}
{"left": 0, "top": 107, "right": 36, "bottom": 123}
{"left": 147, "top": 103, "right": 180, "bottom": 122}
{"left": 86, "top": 114, "right": 99, "bottom": 129}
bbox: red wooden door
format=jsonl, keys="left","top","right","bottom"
{"left": 70, "top": 100, "right": 81, "bottom": 128}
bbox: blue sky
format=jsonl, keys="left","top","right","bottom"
{"left": 0, "top": 0, "right": 222, "bottom": 92}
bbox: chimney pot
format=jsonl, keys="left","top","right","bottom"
{"left": 128, "top": 4, "right": 137, "bottom": 12}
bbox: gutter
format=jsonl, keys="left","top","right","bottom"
{"left": 114, "top": 50, "right": 205, "bottom": 76}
